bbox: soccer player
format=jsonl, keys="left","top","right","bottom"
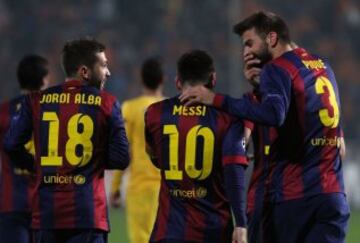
{"left": 4, "top": 38, "right": 130, "bottom": 243}
{"left": 110, "top": 57, "right": 164, "bottom": 243}
{"left": 243, "top": 97, "right": 278, "bottom": 243}
{"left": 145, "top": 50, "right": 248, "bottom": 243}
{"left": 180, "top": 12, "right": 349, "bottom": 243}
{"left": 0, "top": 54, "right": 49, "bottom": 243}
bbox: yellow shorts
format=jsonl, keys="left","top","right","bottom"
{"left": 125, "top": 188, "right": 159, "bottom": 243}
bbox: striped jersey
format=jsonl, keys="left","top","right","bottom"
{"left": 0, "top": 96, "right": 32, "bottom": 213}
{"left": 213, "top": 48, "right": 344, "bottom": 202}
{"left": 145, "top": 96, "right": 248, "bottom": 242}
{"left": 111, "top": 95, "right": 163, "bottom": 195}
{"left": 4, "top": 80, "right": 129, "bottom": 231}
{"left": 244, "top": 92, "right": 278, "bottom": 213}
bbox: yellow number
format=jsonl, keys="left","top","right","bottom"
{"left": 315, "top": 76, "right": 340, "bottom": 128}
{"left": 41, "top": 112, "right": 62, "bottom": 166}
{"left": 41, "top": 112, "right": 94, "bottom": 167}
{"left": 163, "top": 124, "right": 214, "bottom": 180}
{"left": 163, "top": 125, "right": 182, "bottom": 180}
{"left": 185, "top": 125, "right": 214, "bottom": 180}
{"left": 66, "top": 114, "right": 94, "bottom": 167}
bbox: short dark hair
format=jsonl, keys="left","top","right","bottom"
{"left": 177, "top": 50, "right": 214, "bottom": 86}
{"left": 61, "top": 38, "right": 105, "bottom": 77}
{"left": 17, "top": 54, "right": 48, "bottom": 91}
{"left": 233, "top": 11, "right": 291, "bottom": 43}
{"left": 141, "top": 57, "right": 163, "bottom": 90}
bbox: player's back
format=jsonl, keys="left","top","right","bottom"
{"left": 26, "top": 80, "right": 128, "bottom": 231}
{"left": 122, "top": 95, "right": 163, "bottom": 193}
{"left": 145, "top": 96, "right": 246, "bottom": 242}
{"left": 269, "top": 47, "right": 344, "bottom": 201}
{"left": 0, "top": 97, "right": 32, "bottom": 214}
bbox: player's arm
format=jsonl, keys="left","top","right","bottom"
{"left": 180, "top": 64, "right": 291, "bottom": 127}
{"left": 109, "top": 102, "right": 131, "bottom": 207}
{"left": 4, "top": 95, "right": 34, "bottom": 171}
{"left": 144, "top": 108, "right": 159, "bottom": 168}
{"left": 339, "top": 128, "right": 346, "bottom": 160}
{"left": 110, "top": 170, "right": 123, "bottom": 208}
{"left": 106, "top": 100, "right": 130, "bottom": 170}
{"left": 222, "top": 120, "right": 248, "bottom": 242}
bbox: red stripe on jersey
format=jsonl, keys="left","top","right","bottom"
{"left": 309, "top": 67, "right": 342, "bottom": 194}
{"left": 222, "top": 156, "right": 247, "bottom": 166}
{"left": 282, "top": 163, "right": 304, "bottom": 200}
{"left": 52, "top": 86, "right": 78, "bottom": 228}
{"left": 273, "top": 57, "right": 306, "bottom": 200}
{"left": 319, "top": 128, "right": 341, "bottom": 193}
{"left": 0, "top": 102, "right": 13, "bottom": 212}
{"left": 213, "top": 94, "right": 225, "bottom": 108}
{"left": 243, "top": 120, "right": 254, "bottom": 131}
{"left": 92, "top": 92, "right": 115, "bottom": 231}
{"left": 146, "top": 102, "right": 170, "bottom": 240}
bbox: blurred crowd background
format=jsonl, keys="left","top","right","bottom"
{"left": 0, "top": 0, "right": 359, "bottom": 207}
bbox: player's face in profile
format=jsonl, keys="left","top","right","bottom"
{"left": 88, "top": 52, "right": 111, "bottom": 90}
{"left": 242, "top": 28, "right": 272, "bottom": 67}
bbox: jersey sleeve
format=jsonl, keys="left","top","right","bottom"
{"left": 106, "top": 100, "right": 130, "bottom": 170}
{"left": 221, "top": 119, "right": 248, "bottom": 227}
{"left": 222, "top": 120, "right": 248, "bottom": 166}
{"left": 4, "top": 95, "right": 34, "bottom": 170}
{"left": 213, "top": 64, "right": 292, "bottom": 126}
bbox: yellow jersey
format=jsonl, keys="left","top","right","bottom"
{"left": 111, "top": 95, "right": 163, "bottom": 194}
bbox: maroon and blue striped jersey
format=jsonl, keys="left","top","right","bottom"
{"left": 213, "top": 48, "right": 344, "bottom": 202}
{"left": 145, "top": 96, "right": 248, "bottom": 243}
{"left": 0, "top": 96, "right": 32, "bottom": 214}
{"left": 4, "top": 80, "right": 129, "bottom": 231}
{"left": 243, "top": 92, "right": 278, "bottom": 214}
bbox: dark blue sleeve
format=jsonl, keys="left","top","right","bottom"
{"left": 224, "top": 164, "right": 246, "bottom": 227}
{"left": 106, "top": 100, "right": 130, "bottom": 170}
{"left": 214, "top": 64, "right": 291, "bottom": 126}
{"left": 4, "top": 95, "right": 34, "bottom": 170}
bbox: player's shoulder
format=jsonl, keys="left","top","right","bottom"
{"left": 122, "top": 96, "right": 144, "bottom": 110}
{"left": 147, "top": 96, "right": 173, "bottom": 111}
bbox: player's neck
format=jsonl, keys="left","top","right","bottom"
{"left": 65, "top": 77, "right": 83, "bottom": 82}
{"left": 272, "top": 43, "right": 294, "bottom": 59}
{"left": 142, "top": 87, "right": 162, "bottom": 97}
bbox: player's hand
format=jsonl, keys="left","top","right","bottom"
{"left": 179, "top": 85, "right": 215, "bottom": 106}
{"left": 110, "top": 190, "right": 122, "bottom": 208}
{"left": 243, "top": 54, "right": 261, "bottom": 84}
{"left": 232, "top": 227, "right": 247, "bottom": 243}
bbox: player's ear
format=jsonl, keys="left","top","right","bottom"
{"left": 175, "top": 76, "right": 182, "bottom": 91}
{"left": 210, "top": 72, "right": 216, "bottom": 87}
{"left": 267, "top": 31, "right": 278, "bottom": 48}
{"left": 79, "top": 65, "right": 90, "bottom": 80}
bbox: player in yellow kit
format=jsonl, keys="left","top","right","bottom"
{"left": 110, "top": 57, "right": 165, "bottom": 243}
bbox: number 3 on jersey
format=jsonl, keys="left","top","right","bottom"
{"left": 41, "top": 112, "right": 94, "bottom": 167}
{"left": 315, "top": 76, "right": 340, "bottom": 128}
{"left": 163, "top": 124, "right": 214, "bottom": 180}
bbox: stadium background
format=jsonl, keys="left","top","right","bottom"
{"left": 0, "top": 0, "right": 359, "bottom": 242}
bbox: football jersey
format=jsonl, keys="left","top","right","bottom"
{"left": 0, "top": 96, "right": 32, "bottom": 213}
{"left": 4, "top": 80, "right": 129, "bottom": 231}
{"left": 243, "top": 92, "right": 278, "bottom": 214}
{"left": 213, "top": 48, "right": 344, "bottom": 202}
{"left": 111, "top": 95, "right": 163, "bottom": 195}
{"left": 145, "top": 96, "right": 248, "bottom": 242}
